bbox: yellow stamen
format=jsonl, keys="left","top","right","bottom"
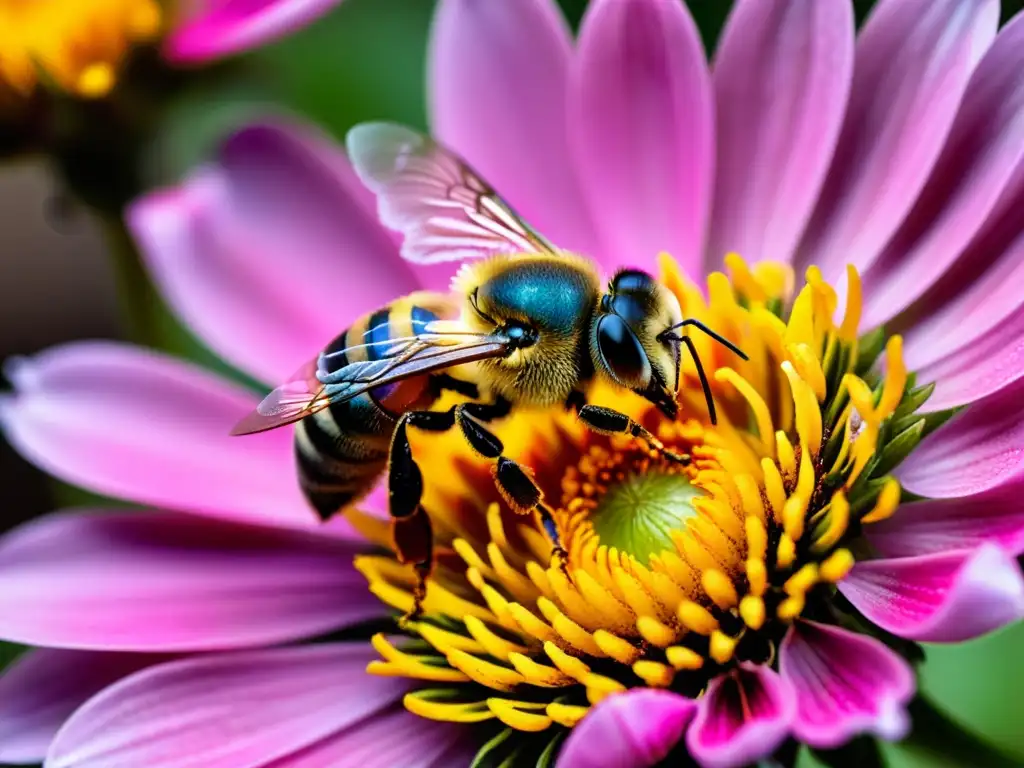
{"left": 666, "top": 645, "right": 705, "bottom": 670}
{"left": 701, "top": 569, "right": 739, "bottom": 610}
{"left": 784, "top": 563, "right": 819, "bottom": 597}
{"left": 633, "top": 660, "right": 676, "bottom": 688}
{"left": 840, "top": 265, "right": 863, "bottom": 341}
{"left": 811, "top": 491, "right": 851, "bottom": 553}
{"left": 709, "top": 631, "right": 739, "bottom": 664}
{"left": 677, "top": 601, "right": 719, "bottom": 635}
{"left": 746, "top": 558, "right": 767, "bottom": 597}
{"left": 820, "top": 549, "right": 856, "bottom": 583}
{"left": 739, "top": 595, "right": 765, "bottom": 630}
{"left": 862, "top": 478, "right": 901, "bottom": 524}
{"left": 776, "top": 534, "right": 797, "bottom": 569}
{"left": 487, "top": 699, "right": 552, "bottom": 732}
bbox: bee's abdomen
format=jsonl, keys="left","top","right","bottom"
{"left": 295, "top": 301, "right": 439, "bottom": 520}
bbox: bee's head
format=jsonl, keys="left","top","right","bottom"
{"left": 593, "top": 270, "right": 684, "bottom": 420}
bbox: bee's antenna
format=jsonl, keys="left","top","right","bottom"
{"left": 659, "top": 319, "right": 748, "bottom": 361}
{"left": 679, "top": 335, "right": 717, "bottom": 426}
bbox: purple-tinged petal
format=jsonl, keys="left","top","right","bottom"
{"left": 129, "top": 121, "right": 420, "bottom": 385}
{"left": 706, "top": 0, "right": 854, "bottom": 270}
{"left": 780, "top": 621, "right": 914, "bottom": 749}
{"left": 0, "top": 342, "right": 315, "bottom": 527}
{"left": 265, "top": 706, "right": 474, "bottom": 768}
{"left": 429, "top": 0, "right": 596, "bottom": 261}
{"left": 869, "top": 477, "right": 1024, "bottom": 558}
{"left": 863, "top": 13, "right": 1024, "bottom": 327}
{"left": 0, "top": 511, "right": 381, "bottom": 651}
{"left": 556, "top": 689, "right": 696, "bottom": 768}
{"left": 45, "top": 644, "right": 406, "bottom": 768}
{"left": 165, "top": 0, "right": 345, "bottom": 64}
{"left": 687, "top": 664, "right": 795, "bottom": 768}
{"left": 898, "top": 376, "right": 1024, "bottom": 498}
{"left": 795, "top": 0, "right": 999, "bottom": 281}
{"left": 839, "top": 544, "right": 1024, "bottom": 643}
{"left": 570, "top": 0, "right": 714, "bottom": 276}
{"left": 0, "top": 650, "right": 170, "bottom": 765}
{"left": 914, "top": 305, "right": 1024, "bottom": 412}
{"left": 903, "top": 232, "right": 1024, "bottom": 377}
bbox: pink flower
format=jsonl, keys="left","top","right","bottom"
{"left": 2, "top": 0, "right": 1024, "bottom": 766}
{"left": 166, "top": 0, "right": 348, "bottom": 65}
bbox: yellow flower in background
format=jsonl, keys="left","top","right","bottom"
{"left": 0, "top": 0, "right": 162, "bottom": 98}
{"left": 0, "top": 0, "right": 345, "bottom": 99}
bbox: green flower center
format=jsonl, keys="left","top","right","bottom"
{"left": 590, "top": 471, "right": 703, "bottom": 564}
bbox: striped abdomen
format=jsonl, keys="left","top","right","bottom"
{"left": 295, "top": 300, "right": 440, "bottom": 520}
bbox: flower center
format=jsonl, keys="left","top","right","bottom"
{"left": 560, "top": 442, "right": 703, "bottom": 565}
{"left": 353, "top": 254, "right": 937, "bottom": 765}
{"left": 0, "top": 0, "right": 163, "bottom": 98}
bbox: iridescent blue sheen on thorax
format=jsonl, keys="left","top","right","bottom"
{"left": 478, "top": 260, "right": 595, "bottom": 333}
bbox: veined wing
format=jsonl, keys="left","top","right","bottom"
{"left": 346, "top": 122, "right": 558, "bottom": 264}
{"left": 231, "top": 334, "right": 511, "bottom": 436}
{"left": 231, "top": 358, "right": 329, "bottom": 435}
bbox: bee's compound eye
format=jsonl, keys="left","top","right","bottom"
{"left": 596, "top": 314, "right": 650, "bottom": 388}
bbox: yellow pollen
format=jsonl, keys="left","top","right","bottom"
{"left": 355, "top": 254, "right": 927, "bottom": 754}
{"left": 0, "top": 0, "right": 164, "bottom": 98}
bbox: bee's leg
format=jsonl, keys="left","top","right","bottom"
{"left": 449, "top": 401, "right": 569, "bottom": 569}
{"left": 577, "top": 405, "right": 691, "bottom": 465}
{"left": 387, "top": 414, "right": 441, "bottom": 624}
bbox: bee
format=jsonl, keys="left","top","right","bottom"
{"left": 232, "top": 123, "right": 746, "bottom": 616}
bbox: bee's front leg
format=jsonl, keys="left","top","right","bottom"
{"left": 577, "top": 405, "right": 691, "bottom": 466}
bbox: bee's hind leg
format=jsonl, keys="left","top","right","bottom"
{"left": 578, "top": 405, "right": 691, "bottom": 466}
{"left": 388, "top": 415, "right": 438, "bottom": 625}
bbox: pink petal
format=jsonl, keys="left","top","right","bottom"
{"left": 915, "top": 308, "right": 1024, "bottom": 411}
{"left": 128, "top": 120, "right": 419, "bottom": 385}
{"left": 429, "top": 0, "right": 596, "bottom": 261}
{"left": 0, "top": 649, "right": 170, "bottom": 765}
{"left": 0, "top": 342, "right": 315, "bottom": 527}
{"left": 868, "top": 478, "right": 1024, "bottom": 558}
{"left": 556, "top": 689, "right": 696, "bottom": 768}
{"left": 0, "top": 510, "right": 380, "bottom": 651}
{"left": 900, "top": 216, "right": 1024, "bottom": 411}
{"left": 863, "top": 13, "right": 1024, "bottom": 327}
{"left": 898, "top": 376, "right": 1024, "bottom": 498}
{"left": 46, "top": 644, "right": 407, "bottom": 768}
{"left": 570, "top": 0, "right": 714, "bottom": 276}
{"left": 838, "top": 544, "right": 1024, "bottom": 643}
{"left": 165, "top": 0, "right": 345, "bottom": 63}
{"left": 687, "top": 664, "right": 795, "bottom": 768}
{"left": 779, "top": 621, "right": 914, "bottom": 749}
{"left": 706, "top": 0, "right": 854, "bottom": 270}
{"left": 795, "top": 0, "right": 999, "bottom": 281}
{"left": 266, "top": 706, "right": 473, "bottom": 768}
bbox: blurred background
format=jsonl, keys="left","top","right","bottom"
{"left": 1, "top": 1, "right": 1023, "bottom": 766}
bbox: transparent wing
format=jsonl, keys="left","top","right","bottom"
{"left": 231, "top": 358, "right": 329, "bottom": 435}
{"left": 231, "top": 333, "right": 510, "bottom": 436}
{"left": 346, "top": 122, "right": 558, "bottom": 264}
